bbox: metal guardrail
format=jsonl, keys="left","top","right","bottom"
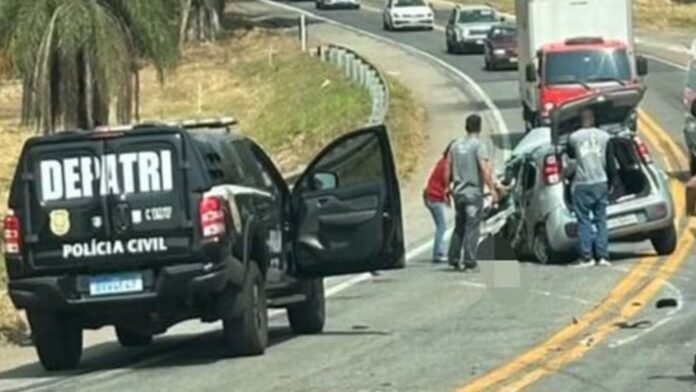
{"left": 316, "top": 45, "right": 390, "bottom": 126}
{"left": 283, "top": 45, "right": 391, "bottom": 185}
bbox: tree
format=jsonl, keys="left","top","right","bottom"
{"left": 0, "top": 0, "right": 179, "bottom": 134}
{"left": 180, "top": 0, "right": 226, "bottom": 47}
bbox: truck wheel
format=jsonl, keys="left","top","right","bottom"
{"left": 115, "top": 327, "right": 153, "bottom": 347}
{"left": 287, "top": 278, "right": 326, "bottom": 334}
{"left": 28, "top": 311, "right": 83, "bottom": 371}
{"left": 651, "top": 225, "right": 677, "bottom": 256}
{"left": 222, "top": 262, "right": 268, "bottom": 356}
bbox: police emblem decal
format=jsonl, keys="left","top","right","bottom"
{"left": 49, "top": 209, "right": 71, "bottom": 236}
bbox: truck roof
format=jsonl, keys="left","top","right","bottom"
{"left": 24, "top": 117, "right": 245, "bottom": 146}
{"left": 541, "top": 39, "right": 627, "bottom": 53}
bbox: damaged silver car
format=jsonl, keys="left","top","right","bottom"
{"left": 499, "top": 87, "right": 677, "bottom": 264}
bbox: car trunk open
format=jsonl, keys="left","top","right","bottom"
{"left": 550, "top": 87, "right": 651, "bottom": 207}
{"left": 562, "top": 136, "right": 651, "bottom": 206}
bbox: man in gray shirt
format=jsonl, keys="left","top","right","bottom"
{"left": 445, "top": 114, "right": 498, "bottom": 271}
{"left": 567, "top": 108, "right": 613, "bottom": 267}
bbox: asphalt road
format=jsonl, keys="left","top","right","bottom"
{"left": 1, "top": 2, "right": 695, "bottom": 392}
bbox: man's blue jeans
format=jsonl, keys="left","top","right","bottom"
{"left": 572, "top": 183, "right": 610, "bottom": 261}
{"left": 425, "top": 200, "right": 448, "bottom": 261}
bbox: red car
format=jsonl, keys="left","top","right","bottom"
{"left": 484, "top": 25, "right": 518, "bottom": 71}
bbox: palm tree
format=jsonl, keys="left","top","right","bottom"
{"left": 0, "top": 0, "right": 179, "bottom": 133}
{"left": 180, "top": 0, "right": 226, "bottom": 47}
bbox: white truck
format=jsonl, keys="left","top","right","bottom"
{"left": 516, "top": 0, "right": 648, "bottom": 130}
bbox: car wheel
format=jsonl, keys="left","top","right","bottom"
{"left": 446, "top": 40, "right": 453, "bottom": 54}
{"left": 690, "top": 155, "right": 696, "bottom": 176}
{"left": 222, "top": 262, "right": 268, "bottom": 356}
{"left": 532, "top": 226, "right": 564, "bottom": 265}
{"left": 383, "top": 19, "right": 390, "bottom": 30}
{"left": 315, "top": 2, "right": 321, "bottom": 8}
{"left": 651, "top": 225, "right": 677, "bottom": 256}
{"left": 28, "top": 311, "right": 83, "bottom": 371}
{"left": 287, "top": 278, "right": 326, "bottom": 334}
{"left": 484, "top": 58, "right": 491, "bottom": 70}
{"left": 115, "top": 327, "right": 153, "bottom": 347}
{"left": 354, "top": 4, "right": 360, "bottom": 9}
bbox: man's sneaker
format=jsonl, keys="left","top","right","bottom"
{"left": 597, "top": 259, "right": 612, "bottom": 267}
{"left": 573, "top": 259, "right": 595, "bottom": 268}
{"left": 463, "top": 263, "right": 480, "bottom": 273}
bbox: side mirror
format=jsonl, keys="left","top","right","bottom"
{"left": 525, "top": 63, "right": 537, "bottom": 82}
{"left": 637, "top": 56, "right": 648, "bottom": 76}
{"left": 500, "top": 16, "right": 506, "bottom": 22}
{"left": 310, "top": 172, "right": 338, "bottom": 191}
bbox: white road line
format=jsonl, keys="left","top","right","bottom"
{"left": 261, "top": 0, "right": 512, "bottom": 159}
{"left": 608, "top": 279, "right": 685, "bottom": 348}
{"left": 641, "top": 53, "right": 688, "bottom": 71}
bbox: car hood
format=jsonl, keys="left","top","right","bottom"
{"left": 489, "top": 39, "right": 517, "bottom": 49}
{"left": 391, "top": 6, "right": 431, "bottom": 14}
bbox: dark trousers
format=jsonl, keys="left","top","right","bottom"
{"left": 572, "top": 183, "right": 610, "bottom": 261}
{"left": 448, "top": 193, "right": 483, "bottom": 267}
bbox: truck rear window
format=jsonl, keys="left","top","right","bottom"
{"left": 545, "top": 49, "right": 631, "bottom": 86}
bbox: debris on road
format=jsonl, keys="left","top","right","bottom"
{"left": 656, "top": 298, "right": 679, "bottom": 309}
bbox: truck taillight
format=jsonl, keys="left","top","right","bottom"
{"left": 543, "top": 154, "right": 561, "bottom": 185}
{"left": 3, "top": 211, "right": 21, "bottom": 255}
{"left": 199, "top": 196, "right": 226, "bottom": 240}
{"left": 633, "top": 136, "right": 652, "bottom": 163}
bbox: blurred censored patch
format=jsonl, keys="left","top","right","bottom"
{"left": 482, "top": 260, "right": 521, "bottom": 288}
{"left": 480, "top": 260, "right": 529, "bottom": 308}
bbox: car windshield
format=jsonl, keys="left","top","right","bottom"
{"left": 458, "top": 9, "right": 497, "bottom": 23}
{"left": 545, "top": 49, "right": 632, "bottom": 86}
{"left": 394, "top": 0, "right": 426, "bottom": 7}
{"left": 490, "top": 27, "right": 516, "bottom": 39}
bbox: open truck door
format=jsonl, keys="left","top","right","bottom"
{"left": 291, "top": 125, "right": 405, "bottom": 278}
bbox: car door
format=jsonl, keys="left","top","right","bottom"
{"left": 290, "top": 125, "right": 404, "bottom": 278}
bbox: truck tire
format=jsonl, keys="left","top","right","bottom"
{"left": 27, "top": 311, "right": 83, "bottom": 371}
{"left": 222, "top": 262, "right": 268, "bottom": 356}
{"left": 651, "top": 225, "right": 677, "bottom": 256}
{"left": 287, "top": 278, "right": 326, "bottom": 334}
{"left": 115, "top": 327, "right": 153, "bottom": 347}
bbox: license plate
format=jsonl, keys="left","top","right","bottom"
{"left": 510, "top": 57, "right": 518, "bottom": 62}
{"left": 608, "top": 214, "right": 639, "bottom": 230}
{"left": 476, "top": 39, "right": 484, "bottom": 45}
{"left": 89, "top": 272, "right": 144, "bottom": 296}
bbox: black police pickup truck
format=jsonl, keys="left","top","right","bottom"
{"left": 3, "top": 118, "right": 405, "bottom": 370}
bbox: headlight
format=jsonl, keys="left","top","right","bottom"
{"left": 494, "top": 49, "right": 506, "bottom": 55}
{"left": 392, "top": 12, "right": 401, "bottom": 18}
{"left": 427, "top": 12, "right": 433, "bottom": 18}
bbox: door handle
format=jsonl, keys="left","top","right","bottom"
{"left": 316, "top": 198, "right": 331, "bottom": 207}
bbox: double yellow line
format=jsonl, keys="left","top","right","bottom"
{"left": 457, "top": 111, "right": 694, "bottom": 392}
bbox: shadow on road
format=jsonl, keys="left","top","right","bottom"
{"left": 0, "top": 324, "right": 323, "bottom": 382}
{"left": 648, "top": 374, "right": 696, "bottom": 383}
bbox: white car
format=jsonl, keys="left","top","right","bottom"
{"left": 316, "top": 0, "right": 360, "bottom": 10}
{"left": 382, "top": 0, "right": 434, "bottom": 31}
